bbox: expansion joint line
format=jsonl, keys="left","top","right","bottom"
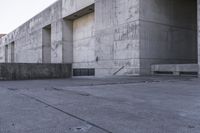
{"left": 21, "top": 93, "right": 112, "bottom": 133}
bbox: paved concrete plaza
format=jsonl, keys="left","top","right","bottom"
{"left": 0, "top": 76, "right": 200, "bottom": 133}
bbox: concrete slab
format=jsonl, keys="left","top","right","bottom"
{"left": 151, "top": 64, "right": 198, "bottom": 76}
{"left": 0, "top": 76, "right": 200, "bottom": 133}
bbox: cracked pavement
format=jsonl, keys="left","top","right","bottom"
{"left": 0, "top": 76, "right": 200, "bottom": 133}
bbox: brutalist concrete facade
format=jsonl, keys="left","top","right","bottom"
{"left": 0, "top": 0, "right": 199, "bottom": 77}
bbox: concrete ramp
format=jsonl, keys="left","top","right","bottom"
{"left": 0, "top": 63, "right": 71, "bottom": 80}
{"left": 151, "top": 64, "right": 199, "bottom": 76}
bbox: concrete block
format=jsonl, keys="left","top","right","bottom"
{"left": 151, "top": 64, "right": 198, "bottom": 76}
{"left": 0, "top": 63, "right": 71, "bottom": 80}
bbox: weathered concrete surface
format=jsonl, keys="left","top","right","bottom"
{"left": 95, "top": 0, "right": 140, "bottom": 76}
{"left": 140, "top": 0, "right": 198, "bottom": 74}
{"left": 0, "top": 76, "right": 200, "bottom": 133}
{"left": 73, "top": 12, "right": 95, "bottom": 69}
{"left": 0, "top": 0, "right": 141, "bottom": 76}
{"left": 0, "top": 0, "right": 199, "bottom": 76}
{"left": 0, "top": 63, "right": 71, "bottom": 80}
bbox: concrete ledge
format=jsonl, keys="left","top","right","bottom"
{"left": 151, "top": 64, "right": 199, "bottom": 76}
{"left": 0, "top": 63, "right": 72, "bottom": 80}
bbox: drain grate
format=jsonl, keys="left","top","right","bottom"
{"left": 69, "top": 125, "right": 92, "bottom": 132}
{"left": 7, "top": 88, "right": 18, "bottom": 91}
{"left": 154, "top": 71, "right": 173, "bottom": 75}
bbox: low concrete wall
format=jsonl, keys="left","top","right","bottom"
{"left": 151, "top": 64, "right": 199, "bottom": 76}
{"left": 0, "top": 63, "right": 71, "bottom": 80}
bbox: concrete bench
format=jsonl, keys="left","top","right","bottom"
{"left": 151, "top": 64, "right": 199, "bottom": 76}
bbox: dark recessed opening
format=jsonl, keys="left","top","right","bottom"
{"left": 11, "top": 42, "right": 15, "bottom": 63}
{"left": 73, "top": 68, "right": 95, "bottom": 76}
{"left": 42, "top": 24, "right": 51, "bottom": 63}
{"left": 180, "top": 72, "right": 198, "bottom": 76}
{"left": 5, "top": 45, "right": 8, "bottom": 63}
{"left": 64, "top": 4, "right": 94, "bottom": 20}
{"left": 154, "top": 71, "right": 173, "bottom": 75}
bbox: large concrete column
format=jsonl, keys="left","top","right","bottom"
{"left": 95, "top": 0, "right": 140, "bottom": 76}
{"left": 198, "top": 0, "right": 200, "bottom": 76}
{"left": 51, "top": 20, "right": 63, "bottom": 63}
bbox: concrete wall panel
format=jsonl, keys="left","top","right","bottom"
{"left": 95, "top": 0, "right": 140, "bottom": 76}
{"left": 140, "top": 0, "right": 197, "bottom": 74}
{"left": 73, "top": 12, "right": 95, "bottom": 69}
{"left": 51, "top": 20, "right": 63, "bottom": 63}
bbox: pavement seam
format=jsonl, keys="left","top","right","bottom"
{"left": 21, "top": 93, "right": 112, "bottom": 133}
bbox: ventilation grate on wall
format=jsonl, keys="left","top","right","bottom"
{"left": 154, "top": 71, "right": 173, "bottom": 75}
{"left": 180, "top": 72, "right": 198, "bottom": 76}
{"left": 73, "top": 68, "right": 95, "bottom": 76}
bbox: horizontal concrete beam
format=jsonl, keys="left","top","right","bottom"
{"left": 64, "top": 4, "right": 94, "bottom": 20}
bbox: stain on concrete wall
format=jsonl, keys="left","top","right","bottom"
{"left": 95, "top": 0, "right": 140, "bottom": 76}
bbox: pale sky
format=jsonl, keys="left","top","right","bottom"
{"left": 0, "top": 0, "right": 58, "bottom": 34}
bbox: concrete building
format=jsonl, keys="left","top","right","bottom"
{"left": 0, "top": 0, "right": 199, "bottom": 77}
{"left": 0, "top": 34, "right": 6, "bottom": 38}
